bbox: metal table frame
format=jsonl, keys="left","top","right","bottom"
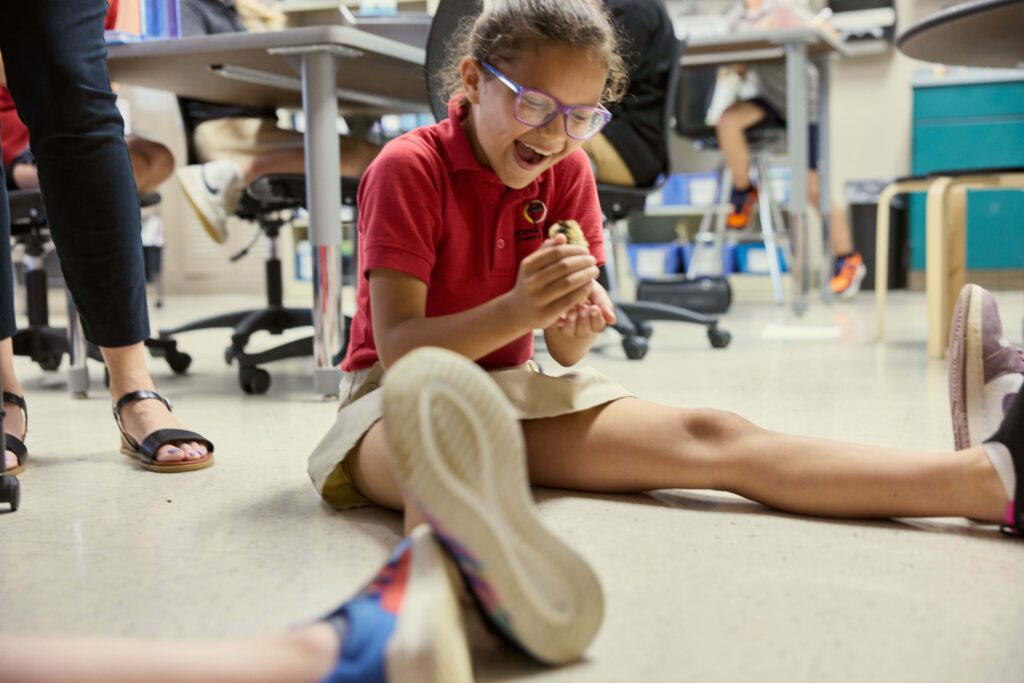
{"left": 107, "top": 27, "right": 428, "bottom": 396}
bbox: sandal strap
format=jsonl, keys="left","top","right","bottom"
{"left": 135, "top": 428, "right": 214, "bottom": 464}
{"left": 113, "top": 391, "right": 174, "bottom": 452}
{"left": 4, "top": 433, "right": 27, "bottom": 466}
{"left": 114, "top": 390, "right": 173, "bottom": 416}
{"left": 2, "top": 392, "right": 27, "bottom": 434}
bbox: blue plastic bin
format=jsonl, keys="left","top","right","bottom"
{"left": 733, "top": 243, "right": 789, "bottom": 274}
{"left": 627, "top": 243, "right": 681, "bottom": 278}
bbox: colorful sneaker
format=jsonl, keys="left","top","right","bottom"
{"left": 830, "top": 251, "right": 866, "bottom": 298}
{"left": 382, "top": 347, "right": 604, "bottom": 665}
{"left": 726, "top": 186, "right": 758, "bottom": 230}
{"left": 948, "top": 284, "right": 1024, "bottom": 451}
{"left": 319, "top": 524, "right": 473, "bottom": 683}
{"left": 175, "top": 160, "right": 245, "bottom": 244}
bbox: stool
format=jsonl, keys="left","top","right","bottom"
{"left": 874, "top": 167, "right": 1024, "bottom": 357}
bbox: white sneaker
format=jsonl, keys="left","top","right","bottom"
{"left": 175, "top": 160, "right": 244, "bottom": 244}
{"left": 382, "top": 347, "right": 604, "bottom": 665}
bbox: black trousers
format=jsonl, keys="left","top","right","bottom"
{"left": 0, "top": 0, "right": 149, "bottom": 347}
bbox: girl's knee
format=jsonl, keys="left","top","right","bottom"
{"left": 679, "top": 408, "right": 759, "bottom": 447}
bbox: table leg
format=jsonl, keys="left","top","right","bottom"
{"left": 785, "top": 40, "right": 810, "bottom": 315}
{"left": 816, "top": 54, "right": 832, "bottom": 303}
{"left": 301, "top": 50, "right": 344, "bottom": 398}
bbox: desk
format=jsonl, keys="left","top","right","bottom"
{"left": 107, "top": 26, "right": 428, "bottom": 396}
{"left": 680, "top": 27, "right": 850, "bottom": 314}
{"left": 898, "top": 0, "right": 1024, "bottom": 69}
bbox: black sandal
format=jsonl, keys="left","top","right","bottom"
{"left": 3, "top": 392, "right": 28, "bottom": 475}
{"left": 113, "top": 390, "right": 214, "bottom": 472}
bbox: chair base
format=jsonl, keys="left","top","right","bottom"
{"left": 160, "top": 305, "right": 316, "bottom": 396}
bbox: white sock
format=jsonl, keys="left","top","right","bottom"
{"left": 983, "top": 442, "right": 1016, "bottom": 500}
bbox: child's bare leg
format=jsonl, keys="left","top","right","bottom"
{"left": 347, "top": 421, "right": 427, "bottom": 533}
{"left": 715, "top": 101, "right": 766, "bottom": 189}
{"left": 0, "top": 624, "right": 339, "bottom": 683}
{"left": 520, "top": 398, "right": 1007, "bottom": 523}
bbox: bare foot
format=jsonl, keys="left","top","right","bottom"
{"left": 114, "top": 395, "right": 208, "bottom": 464}
{"left": 3, "top": 393, "right": 26, "bottom": 472}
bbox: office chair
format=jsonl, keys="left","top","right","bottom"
{"left": 7, "top": 189, "right": 188, "bottom": 396}
{"left": 595, "top": 39, "right": 732, "bottom": 359}
{"left": 162, "top": 101, "right": 358, "bottom": 394}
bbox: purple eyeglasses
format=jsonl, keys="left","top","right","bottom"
{"left": 480, "top": 61, "right": 612, "bottom": 141}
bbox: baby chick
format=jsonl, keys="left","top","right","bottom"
{"left": 548, "top": 220, "right": 588, "bottom": 248}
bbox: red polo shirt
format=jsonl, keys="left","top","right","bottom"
{"left": 342, "top": 96, "right": 605, "bottom": 372}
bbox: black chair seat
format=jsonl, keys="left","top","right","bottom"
{"left": 929, "top": 165, "right": 1024, "bottom": 178}
{"left": 235, "top": 173, "right": 361, "bottom": 220}
{"left": 597, "top": 183, "right": 653, "bottom": 222}
{"left": 8, "top": 189, "right": 47, "bottom": 230}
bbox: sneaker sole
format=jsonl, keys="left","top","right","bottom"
{"left": 949, "top": 285, "right": 985, "bottom": 450}
{"left": 382, "top": 348, "right": 604, "bottom": 665}
{"left": 175, "top": 167, "right": 229, "bottom": 245}
{"left": 386, "top": 525, "right": 473, "bottom": 683}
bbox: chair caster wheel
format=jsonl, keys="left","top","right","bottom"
{"left": 622, "top": 336, "right": 648, "bottom": 360}
{"left": 39, "top": 355, "right": 62, "bottom": 371}
{"left": 166, "top": 352, "right": 192, "bottom": 374}
{"left": 239, "top": 366, "right": 271, "bottom": 395}
{"left": 708, "top": 327, "right": 731, "bottom": 349}
{"left": 1, "top": 475, "right": 20, "bottom": 512}
{"left": 637, "top": 322, "right": 654, "bottom": 339}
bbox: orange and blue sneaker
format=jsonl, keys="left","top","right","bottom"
{"left": 727, "top": 185, "right": 758, "bottom": 230}
{"left": 319, "top": 524, "right": 473, "bottom": 683}
{"left": 382, "top": 347, "right": 604, "bottom": 665}
{"left": 831, "top": 251, "right": 866, "bottom": 298}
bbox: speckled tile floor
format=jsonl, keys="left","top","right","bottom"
{"left": 2, "top": 287, "right": 1023, "bottom": 682}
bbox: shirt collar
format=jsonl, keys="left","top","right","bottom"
{"left": 438, "top": 95, "right": 544, "bottom": 194}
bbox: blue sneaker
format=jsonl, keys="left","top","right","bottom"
{"left": 382, "top": 347, "right": 604, "bottom": 665}
{"left": 319, "top": 524, "right": 472, "bottom": 683}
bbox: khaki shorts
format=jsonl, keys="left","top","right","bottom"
{"left": 582, "top": 133, "right": 636, "bottom": 187}
{"left": 307, "top": 361, "right": 633, "bottom": 510}
{"left": 193, "top": 117, "right": 305, "bottom": 167}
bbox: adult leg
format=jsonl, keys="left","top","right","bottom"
{"left": 0, "top": 164, "right": 23, "bottom": 472}
{"left": 0, "top": 1, "right": 207, "bottom": 462}
{"left": 520, "top": 398, "right": 1007, "bottom": 522}
{"left": 0, "top": 626, "right": 339, "bottom": 683}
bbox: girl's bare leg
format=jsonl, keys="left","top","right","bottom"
{"left": 715, "top": 101, "right": 767, "bottom": 189}
{"left": 349, "top": 396, "right": 1007, "bottom": 524}
{"left": 348, "top": 421, "right": 426, "bottom": 534}
{"left": 0, "top": 623, "right": 339, "bottom": 683}
{"left": 519, "top": 398, "right": 1008, "bottom": 523}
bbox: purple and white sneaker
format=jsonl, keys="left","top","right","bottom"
{"left": 382, "top": 347, "right": 604, "bottom": 665}
{"left": 948, "top": 284, "right": 1024, "bottom": 450}
{"left": 319, "top": 524, "right": 472, "bottom": 683}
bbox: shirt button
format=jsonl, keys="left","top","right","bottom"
{"left": 497, "top": 238, "right": 506, "bottom": 249}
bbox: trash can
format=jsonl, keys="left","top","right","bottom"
{"left": 845, "top": 179, "right": 908, "bottom": 291}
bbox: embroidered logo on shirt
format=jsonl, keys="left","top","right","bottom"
{"left": 522, "top": 199, "right": 548, "bottom": 225}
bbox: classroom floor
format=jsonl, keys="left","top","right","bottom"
{"left": 2, "top": 287, "right": 1023, "bottom": 682}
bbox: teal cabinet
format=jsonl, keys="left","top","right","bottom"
{"left": 909, "top": 79, "right": 1024, "bottom": 270}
